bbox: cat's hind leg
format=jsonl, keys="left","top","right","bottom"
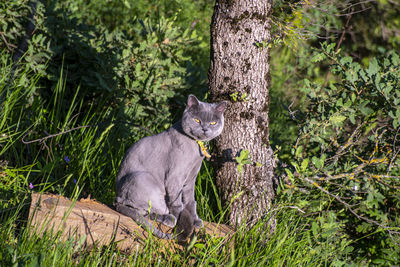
{"left": 186, "top": 200, "right": 203, "bottom": 228}
{"left": 148, "top": 213, "right": 176, "bottom": 228}
{"left": 115, "top": 203, "right": 172, "bottom": 240}
{"left": 115, "top": 171, "right": 177, "bottom": 227}
{"left": 181, "top": 174, "right": 203, "bottom": 228}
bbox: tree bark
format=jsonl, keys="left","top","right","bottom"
{"left": 29, "top": 193, "right": 233, "bottom": 250}
{"left": 208, "top": 0, "right": 276, "bottom": 227}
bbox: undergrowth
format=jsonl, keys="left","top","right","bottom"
{"left": 0, "top": 51, "right": 342, "bottom": 266}
{"left": 2, "top": 0, "right": 400, "bottom": 265}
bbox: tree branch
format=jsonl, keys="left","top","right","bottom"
{"left": 304, "top": 177, "right": 400, "bottom": 235}
{"left": 22, "top": 125, "right": 93, "bottom": 145}
{"left": 21, "top": 120, "right": 155, "bottom": 145}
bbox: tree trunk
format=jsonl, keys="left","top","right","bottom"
{"left": 208, "top": 0, "right": 276, "bottom": 227}
{"left": 29, "top": 193, "right": 233, "bottom": 250}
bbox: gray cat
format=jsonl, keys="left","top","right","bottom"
{"left": 114, "top": 95, "right": 227, "bottom": 241}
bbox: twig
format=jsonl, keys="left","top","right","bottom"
{"left": 0, "top": 32, "right": 17, "bottom": 51}
{"left": 286, "top": 101, "right": 298, "bottom": 121}
{"left": 271, "top": 205, "right": 306, "bottom": 214}
{"left": 323, "top": 10, "right": 353, "bottom": 86}
{"left": 22, "top": 125, "right": 93, "bottom": 144}
{"left": 304, "top": 177, "right": 400, "bottom": 235}
{"left": 21, "top": 120, "right": 155, "bottom": 145}
{"left": 330, "top": 121, "right": 366, "bottom": 164}
{"left": 388, "top": 126, "right": 400, "bottom": 172}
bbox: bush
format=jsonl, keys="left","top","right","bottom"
{"left": 1, "top": 0, "right": 209, "bottom": 138}
{"left": 280, "top": 42, "right": 400, "bottom": 264}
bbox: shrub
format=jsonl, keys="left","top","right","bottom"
{"left": 280, "top": 42, "right": 400, "bottom": 264}
{"left": 1, "top": 0, "right": 208, "bottom": 138}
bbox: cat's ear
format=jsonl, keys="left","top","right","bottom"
{"left": 187, "top": 94, "right": 200, "bottom": 108}
{"left": 215, "top": 101, "right": 227, "bottom": 114}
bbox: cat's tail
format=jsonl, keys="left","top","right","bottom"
{"left": 115, "top": 203, "right": 173, "bottom": 240}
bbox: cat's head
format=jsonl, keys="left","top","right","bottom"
{"left": 181, "top": 95, "right": 227, "bottom": 141}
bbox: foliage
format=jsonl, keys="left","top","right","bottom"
{"left": 0, "top": 54, "right": 337, "bottom": 265}
{"left": 280, "top": 42, "right": 400, "bottom": 264}
{"left": 57, "top": 0, "right": 213, "bottom": 71}
{"left": 0, "top": 197, "right": 338, "bottom": 266}
{"left": 0, "top": 0, "right": 50, "bottom": 75}
{"left": 271, "top": 0, "right": 400, "bottom": 55}
{"left": 117, "top": 15, "right": 197, "bottom": 129}
{"left": 1, "top": 0, "right": 400, "bottom": 265}
{"left": 269, "top": 0, "right": 400, "bottom": 158}
{"left": 0, "top": 0, "right": 210, "bottom": 141}
{"left": 0, "top": 0, "right": 212, "bottom": 204}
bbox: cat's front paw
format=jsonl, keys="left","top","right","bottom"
{"left": 162, "top": 214, "right": 177, "bottom": 228}
{"left": 194, "top": 218, "right": 203, "bottom": 228}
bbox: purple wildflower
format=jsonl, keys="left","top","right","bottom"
{"left": 64, "top": 156, "right": 70, "bottom": 164}
{"left": 190, "top": 21, "right": 197, "bottom": 29}
{"left": 74, "top": 179, "right": 77, "bottom": 184}
{"left": 29, "top": 183, "right": 34, "bottom": 189}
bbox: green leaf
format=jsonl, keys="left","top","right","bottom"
{"left": 351, "top": 93, "right": 356, "bottom": 103}
{"left": 311, "top": 52, "right": 326, "bottom": 63}
{"left": 235, "top": 150, "right": 249, "bottom": 164}
{"left": 285, "top": 169, "right": 294, "bottom": 181}
{"left": 301, "top": 158, "right": 309, "bottom": 172}
{"left": 311, "top": 221, "right": 320, "bottom": 237}
{"left": 349, "top": 113, "right": 356, "bottom": 124}
{"left": 340, "top": 56, "right": 352, "bottom": 65}
{"left": 393, "top": 119, "right": 399, "bottom": 129}
{"left": 336, "top": 98, "right": 343, "bottom": 107}
{"left": 359, "top": 105, "right": 373, "bottom": 116}
{"left": 326, "top": 42, "right": 336, "bottom": 54}
{"left": 391, "top": 52, "right": 400, "bottom": 65}
{"left": 311, "top": 156, "right": 321, "bottom": 169}
{"left": 295, "top": 146, "right": 303, "bottom": 158}
{"left": 330, "top": 115, "right": 346, "bottom": 125}
{"left": 194, "top": 243, "right": 205, "bottom": 249}
{"left": 366, "top": 57, "right": 379, "bottom": 77}
{"left": 344, "top": 245, "right": 354, "bottom": 253}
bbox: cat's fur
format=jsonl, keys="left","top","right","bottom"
{"left": 115, "top": 95, "right": 227, "bottom": 241}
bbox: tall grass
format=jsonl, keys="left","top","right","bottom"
{"left": 0, "top": 52, "right": 347, "bottom": 266}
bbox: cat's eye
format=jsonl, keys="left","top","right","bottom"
{"left": 210, "top": 121, "right": 217, "bottom": 125}
{"left": 194, "top": 118, "right": 201, "bottom": 123}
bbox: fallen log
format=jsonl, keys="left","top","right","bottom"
{"left": 28, "top": 193, "right": 233, "bottom": 251}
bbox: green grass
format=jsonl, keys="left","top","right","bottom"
{"left": 1, "top": 201, "right": 339, "bottom": 265}
{"left": 0, "top": 52, "right": 350, "bottom": 266}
